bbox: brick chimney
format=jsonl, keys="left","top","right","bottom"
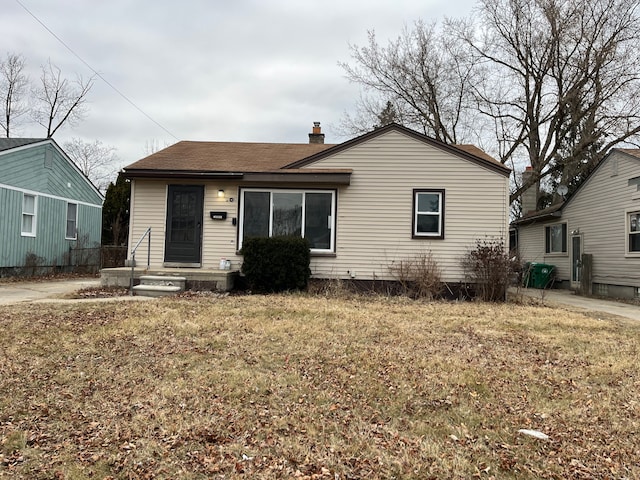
{"left": 308, "top": 121, "right": 325, "bottom": 144}
{"left": 521, "top": 166, "right": 539, "bottom": 214}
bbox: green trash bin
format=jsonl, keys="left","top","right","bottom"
{"left": 531, "top": 263, "right": 555, "bottom": 289}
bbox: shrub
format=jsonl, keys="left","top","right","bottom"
{"left": 461, "top": 237, "right": 516, "bottom": 302}
{"left": 240, "top": 236, "right": 311, "bottom": 293}
{"left": 388, "top": 251, "right": 443, "bottom": 299}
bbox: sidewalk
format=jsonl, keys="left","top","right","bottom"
{"left": 0, "top": 278, "right": 152, "bottom": 305}
{"left": 513, "top": 287, "right": 640, "bottom": 321}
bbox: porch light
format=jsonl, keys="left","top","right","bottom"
{"left": 217, "top": 189, "right": 225, "bottom": 198}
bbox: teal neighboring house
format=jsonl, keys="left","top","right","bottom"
{"left": 0, "top": 138, "right": 103, "bottom": 275}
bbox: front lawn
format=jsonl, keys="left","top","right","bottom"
{"left": 0, "top": 295, "right": 638, "bottom": 479}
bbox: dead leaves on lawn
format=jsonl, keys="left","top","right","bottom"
{"left": 0, "top": 296, "right": 639, "bottom": 479}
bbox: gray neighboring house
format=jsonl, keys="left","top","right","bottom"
{"left": 0, "top": 138, "right": 104, "bottom": 275}
{"left": 514, "top": 149, "right": 640, "bottom": 299}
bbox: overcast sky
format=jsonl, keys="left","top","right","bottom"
{"left": 3, "top": 0, "right": 476, "bottom": 174}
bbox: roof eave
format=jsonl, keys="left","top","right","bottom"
{"left": 513, "top": 210, "right": 562, "bottom": 226}
{"left": 122, "top": 169, "right": 352, "bottom": 185}
{"left": 122, "top": 170, "right": 245, "bottom": 180}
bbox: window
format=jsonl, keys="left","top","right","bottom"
{"left": 413, "top": 189, "right": 444, "bottom": 239}
{"left": 629, "top": 212, "right": 640, "bottom": 253}
{"left": 545, "top": 223, "right": 567, "bottom": 254}
{"left": 66, "top": 202, "right": 78, "bottom": 240}
{"left": 21, "top": 194, "right": 37, "bottom": 236}
{"left": 239, "top": 189, "right": 335, "bottom": 252}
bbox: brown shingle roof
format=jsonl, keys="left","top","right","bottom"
{"left": 618, "top": 148, "right": 640, "bottom": 159}
{"left": 123, "top": 124, "right": 508, "bottom": 178}
{"left": 453, "top": 145, "right": 504, "bottom": 168}
{"left": 125, "top": 141, "right": 336, "bottom": 173}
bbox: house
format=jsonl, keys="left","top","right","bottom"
{"left": 119, "top": 123, "right": 510, "bottom": 287}
{"left": 514, "top": 149, "right": 640, "bottom": 299}
{"left": 0, "top": 138, "right": 103, "bottom": 275}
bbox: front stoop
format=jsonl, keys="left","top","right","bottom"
{"left": 132, "top": 275, "right": 186, "bottom": 297}
{"left": 101, "top": 267, "right": 238, "bottom": 292}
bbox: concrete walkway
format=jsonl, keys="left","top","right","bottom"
{"left": 514, "top": 287, "right": 640, "bottom": 321}
{"left": 0, "top": 278, "right": 153, "bottom": 305}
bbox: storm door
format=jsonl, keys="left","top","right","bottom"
{"left": 164, "top": 185, "right": 204, "bottom": 265}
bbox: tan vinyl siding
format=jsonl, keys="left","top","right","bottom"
{"left": 129, "top": 130, "right": 509, "bottom": 282}
{"left": 201, "top": 185, "right": 243, "bottom": 270}
{"left": 517, "top": 222, "right": 571, "bottom": 280}
{"left": 562, "top": 151, "right": 640, "bottom": 287}
{"left": 128, "top": 180, "right": 244, "bottom": 269}
{"left": 128, "top": 180, "right": 167, "bottom": 266}
{"left": 302, "top": 130, "right": 509, "bottom": 282}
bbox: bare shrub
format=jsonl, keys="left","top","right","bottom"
{"left": 389, "top": 251, "right": 442, "bottom": 299}
{"left": 21, "top": 251, "right": 45, "bottom": 277}
{"left": 461, "top": 238, "right": 517, "bottom": 302}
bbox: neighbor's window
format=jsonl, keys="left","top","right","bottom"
{"left": 629, "top": 212, "right": 640, "bottom": 253}
{"left": 21, "top": 193, "right": 37, "bottom": 236}
{"left": 413, "top": 189, "right": 444, "bottom": 239}
{"left": 240, "top": 189, "right": 335, "bottom": 252}
{"left": 545, "top": 223, "right": 567, "bottom": 254}
{"left": 66, "top": 202, "right": 78, "bottom": 240}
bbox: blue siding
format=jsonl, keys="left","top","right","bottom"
{"left": 0, "top": 141, "right": 102, "bottom": 205}
{"left": 0, "top": 186, "right": 102, "bottom": 268}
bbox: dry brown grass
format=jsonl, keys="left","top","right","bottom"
{"left": 1, "top": 295, "right": 639, "bottom": 479}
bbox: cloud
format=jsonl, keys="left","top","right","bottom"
{"left": 3, "top": 0, "right": 476, "bottom": 169}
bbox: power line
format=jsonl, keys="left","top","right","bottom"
{"left": 14, "top": 0, "right": 180, "bottom": 141}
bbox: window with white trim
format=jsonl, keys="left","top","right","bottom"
{"left": 239, "top": 189, "right": 335, "bottom": 252}
{"left": 66, "top": 202, "right": 78, "bottom": 240}
{"left": 628, "top": 212, "right": 640, "bottom": 253}
{"left": 545, "top": 223, "right": 567, "bottom": 254}
{"left": 413, "top": 189, "right": 444, "bottom": 239}
{"left": 21, "top": 193, "right": 37, "bottom": 236}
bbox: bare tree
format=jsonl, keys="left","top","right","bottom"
{"left": 466, "top": 0, "right": 640, "bottom": 204}
{"left": 0, "top": 53, "right": 29, "bottom": 137}
{"left": 342, "top": 0, "right": 640, "bottom": 206}
{"left": 340, "top": 21, "right": 481, "bottom": 144}
{"left": 31, "top": 59, "right": 93, "bottom": 138}
{"left": 64, "top": 138, "right": 119, "bottom": 193}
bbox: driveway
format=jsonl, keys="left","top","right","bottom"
{"left": 514, "top": 287, "right": 640, "bottom": 321}
{"left": 0, "top": 278, "right": 103, "bottom": 305}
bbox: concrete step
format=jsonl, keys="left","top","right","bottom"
{"left": 139, "top": 275, "right": 186, "bottom": 289}
{"left": 132, "top": 284, "right": 183, "bottom": 298}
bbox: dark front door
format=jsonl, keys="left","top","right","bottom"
{"left": 164, "top": 185, "right": 204, "bottom": 265}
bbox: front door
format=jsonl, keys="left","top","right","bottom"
{"left": 571, "top": 234, "right": 582, "bottom": 287}
{"left": 164, "top": 185, "right": 204, "bottom": 266}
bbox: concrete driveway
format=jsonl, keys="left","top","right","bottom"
{"left": 514, "top": 287, "right": 640, "bottom": 321}
{"left": 0, "top": 278, "right": 102, "bottom": 305}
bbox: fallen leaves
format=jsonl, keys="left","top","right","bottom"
{"left": 0, "top": 296, "right": 639, "bottom": 478}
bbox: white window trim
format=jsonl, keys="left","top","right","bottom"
{"left": 625, "top": 208, "right": 640, "bottom": 258}
{"left": 238, "top": 188, "right": 336, "bottom": 253}
{"left": 413, "top": 189, "right": 444, "bottom": 239}
{"left": 21, "top": 193, "right": 37, "bottom": 237}
{"left": 544, "top": 222, "right": 568, "bottom": 256}
{"left": 66, "top": 202, "right": 78, "bottom": 240}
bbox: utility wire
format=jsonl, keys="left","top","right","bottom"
{"left": 15, "top": 0, "right": 180, "bottom": 141}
